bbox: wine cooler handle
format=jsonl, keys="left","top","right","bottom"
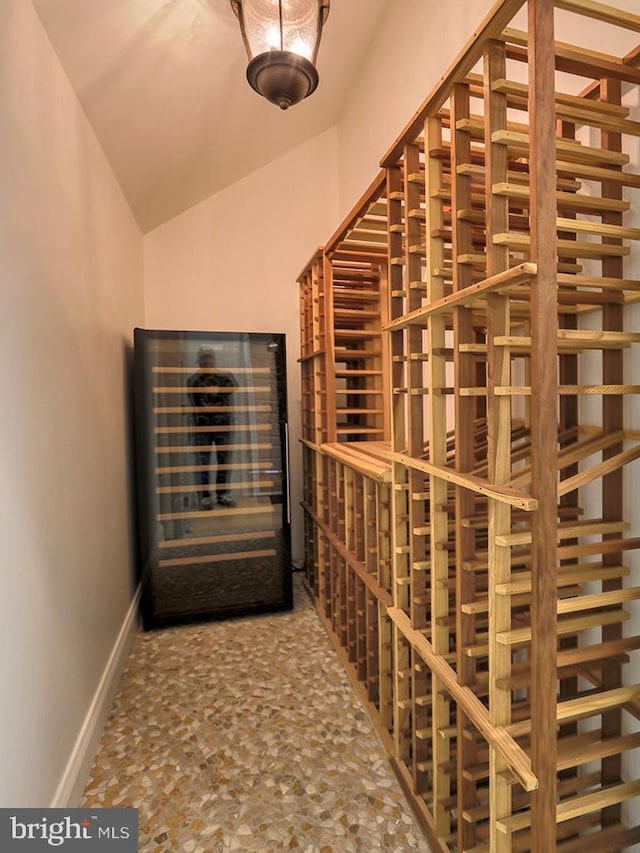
{"left": 284, "top": 421, "right": 291, "bottom": 526}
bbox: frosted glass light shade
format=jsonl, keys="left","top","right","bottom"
{"left": 230, "top": 0, "right": 330, "bottom": 109}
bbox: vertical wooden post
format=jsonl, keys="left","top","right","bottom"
{"left": 387, "top": 160, "right": 412, "bottom": 766}
{"left": 404, "top": 140, "right": 431, "bottom": 796}
{"left": 315, "top": 252, "right": 327, "bottom": 446}
{"left": 555, "top": 115, "right": 580, "bottom": 780}
{"left": 379, "top": 262, "right": 392, "bottom": 443}
{"left": 528, "top": 1, "right": 559, "bottom": 849}
{"left": 324, "top": 255, "right": 338, "bottom": 443}
{"left": 316, "top": 449, "right": 327, "bottom": 606}
{"left": 378, "top": 481, "right": 393, "bottom": 736}
{"left": 484, "top": 38, "right": 514, "bottom": 853}
{"left": 405, "top": 141, "right": 428, "bottom": 631}
{"left": 451, "top": 79, "right": 479, "bottom": 853}
{"left": 387, "top": 164, "right": 406, "bottom": 453}
{"left": 425, "top": 114, "right": 452, "bottom": 841}
{"left": 345, "top": 465, "right": 355, "bottom": 658}
{"left": 600, "top": 75, "right": 624, "bottom": 827}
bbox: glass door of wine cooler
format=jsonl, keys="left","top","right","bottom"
{"left": 133, "top": 329, "right": 292, "bottom": 628}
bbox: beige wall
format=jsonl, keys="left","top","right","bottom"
{"left": 335, "top": 0, "right": 495, "bottom": 218}
{"left": 0, "top": 0, "right": 144, "bottom": 806}
{"left": 143, "top": 127, "right": 340, "bottom": 560}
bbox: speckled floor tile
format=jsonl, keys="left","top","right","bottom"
{"left": 82, "top": 575, "right": 432, "bottom": 851}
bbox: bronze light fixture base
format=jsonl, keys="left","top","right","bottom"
{"left": 246, "top": 50, "right": 319, "bottom": 110}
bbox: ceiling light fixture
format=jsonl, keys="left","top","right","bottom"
{"left": 230, "top": 1, "right": 330, "bottom": 110}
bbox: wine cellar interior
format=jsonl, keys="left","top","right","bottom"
{"left": 298, "top": 0, "right": 640, "bottom": 850}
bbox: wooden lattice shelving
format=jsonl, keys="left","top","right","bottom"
{"left": 324, "top": 173, "right": 392, "bottom": 443}
{"left": 299, "top": 1, "right": 640, "bottom": 850}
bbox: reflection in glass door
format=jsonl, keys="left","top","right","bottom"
{"left": 134, "top": 329, "right": 292, "bottom": 628}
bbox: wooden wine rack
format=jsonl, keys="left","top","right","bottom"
{"left": 299, "top": 1, "right": 640, "bottom": 850}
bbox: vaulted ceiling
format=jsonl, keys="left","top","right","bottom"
{"left": 32, "top": 0, "right": 392, "bottom": 232}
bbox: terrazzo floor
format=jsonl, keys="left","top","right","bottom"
{"left": 82, "top": 574, "right": 432, "bottom": 852}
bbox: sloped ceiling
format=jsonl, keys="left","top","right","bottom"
{"left": 32, "top": 0, "right": 391, "bottom": 232}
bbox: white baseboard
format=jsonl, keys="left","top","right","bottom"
{"left": 51, "top": 586, "right": 141, "bottom": 807}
